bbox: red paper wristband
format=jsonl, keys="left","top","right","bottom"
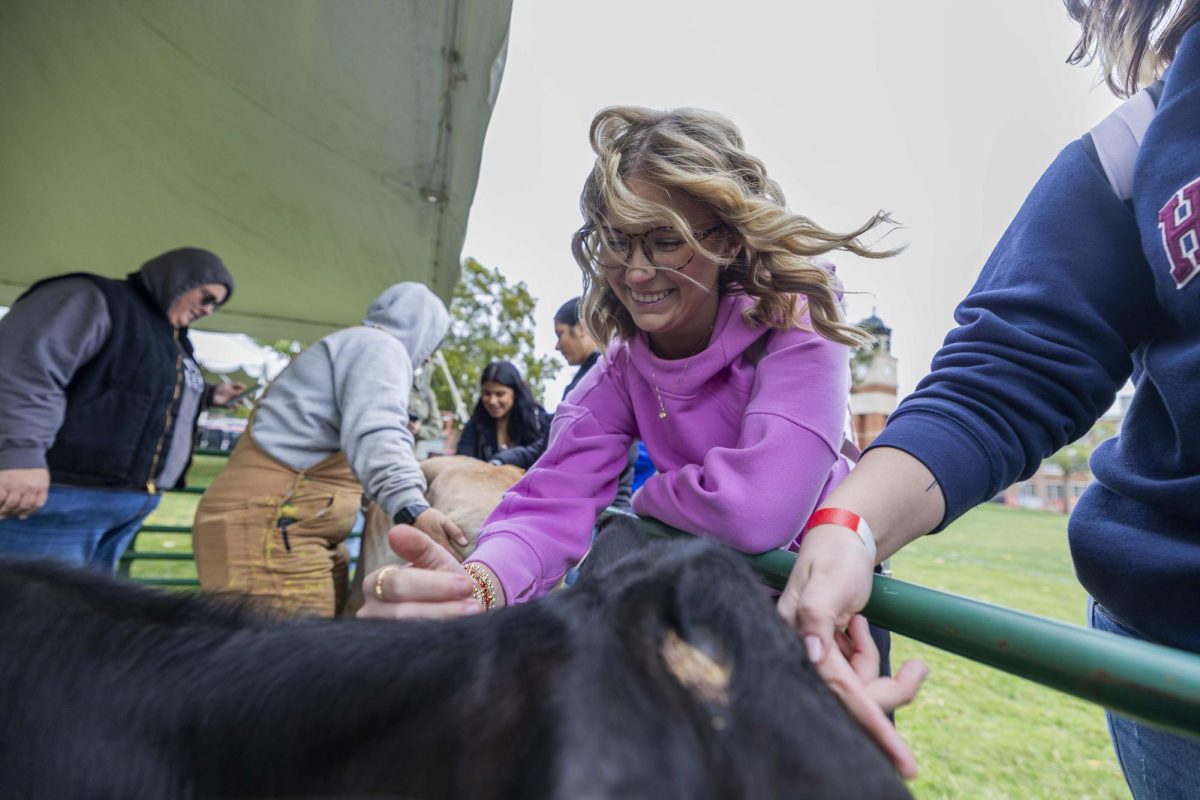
{"left": 803, "top": 508, "right": 877, "bottom": 560}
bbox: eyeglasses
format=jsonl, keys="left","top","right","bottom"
{"left": 583, "top": 222, "right": 725, "bottom": 271}
{"left": 199, "top": 291, "right": 223, "bottom": 310}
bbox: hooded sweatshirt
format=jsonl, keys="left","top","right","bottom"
{"left": 0, "top": 248, "right": 234, "bottom": 489}
{"left": 251, "top": 283, "right": 450, "bottom": 519}
{"left": 468, "top": 292, "right": 853, "bottom": 604}
{"left": 137, "top": 247, "right": 235, "bottom": 310}
{"left": 137, "top": 248, "right": 235, "bottom": 486}
{"left": 869, "top": 23, "right": 1200, "bottom": 653}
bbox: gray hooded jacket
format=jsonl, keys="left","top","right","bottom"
{"left": 250, "top": 283, "right": 450, "bottom": 519}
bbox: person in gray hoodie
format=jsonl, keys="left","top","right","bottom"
{"left": 0, "top": 247, "right": 242, "bottom": 570}
{"left": 192, "top": 282, "right": 463, "bottom": 617}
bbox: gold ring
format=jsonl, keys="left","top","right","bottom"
{"left": 374, "top": 565, "right": 398, "bottom": 602}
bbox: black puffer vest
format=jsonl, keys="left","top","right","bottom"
{"left": 24, "top": 274, "right": 197, "bottom": 491}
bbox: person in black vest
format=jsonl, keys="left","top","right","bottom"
{"left": 0, "top": 247, "right": 243, "bottom": 570}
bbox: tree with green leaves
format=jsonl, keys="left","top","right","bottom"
{"left": 433, "top": 257, "right": 560, "bottom": 424}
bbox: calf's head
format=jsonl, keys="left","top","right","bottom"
{"left": 554, "top": 515, "right": 911, "bottom": 799}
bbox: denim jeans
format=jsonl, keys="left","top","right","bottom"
{"left": 0, "top": 485, "right": 160, "bottom": 571}
{"left": 1089, "top": 598, "right": 1200, "bottom": 800}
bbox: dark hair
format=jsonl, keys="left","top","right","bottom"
{"left": 554, "top": 297, "right": 582, "bottom": 327}
{"left": 1065, "top": 0, "right": 1200, "bottom": 96}
{"left": 470, "top": 360, "right": 544, "bottom": 445}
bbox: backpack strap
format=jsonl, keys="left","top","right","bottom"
{"left": 745, "top": 329, "right": 863, "bottom": 463}
{"left": 1081, "top": 79, "right": 1163, "bottom": 202}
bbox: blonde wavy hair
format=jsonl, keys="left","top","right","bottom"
{"left": 1065, "top": 0, "right": 1200, "bottom": 96}
{"left": 570, "top": 106, "right": 899, "bottom": 349}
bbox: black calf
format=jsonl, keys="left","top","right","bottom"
{"left": 0, "top": 517, "right": 910, "bottom": 799}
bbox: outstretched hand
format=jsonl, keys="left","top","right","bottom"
{"left": 814, "top": 615, "right": 927, "bottom": 779}
{"left": 778, "top": 524, "right": 877, "bottom": 663}
{"left": 356, "top": 525, "right": 481, "bottom": 620}
{"left": 778, "top": 526, "right": 927, "bottom": 779}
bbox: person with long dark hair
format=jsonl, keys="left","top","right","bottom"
{"left": 455, "top": 361, "right": 550, "bottom": 468}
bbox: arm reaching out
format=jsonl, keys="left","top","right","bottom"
{"left": 775, "top": 447, "right": 940, "bottom": 780}
{"left": 777, "top": 446, "right": 944, "bottom": 660}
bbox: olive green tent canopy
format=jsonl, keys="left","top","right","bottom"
{"left": 0, "top": 0, "right": 512, "bottom": 342}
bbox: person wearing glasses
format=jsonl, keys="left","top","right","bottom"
{"left": 0, "top": 247, "right": 243, "bottom": 570}
{"left": 358, "top": 106, "right": 926, "bottom": 777}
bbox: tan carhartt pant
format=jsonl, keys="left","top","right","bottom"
{"left": 193, "top": 427, "right": 362, "bottom": 617}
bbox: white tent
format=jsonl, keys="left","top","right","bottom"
{"left": 189, "top": 331, "right": 290, "bottom": 383}
{"left": 0, "top": 0, "right": 513, "bottom": 342}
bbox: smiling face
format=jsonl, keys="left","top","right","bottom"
{"left": 601, "top": 178, "right": 727, "bottom": 359}
{"left": 166, "top": 282, "right": 228, "bottom": 328}
{"left": 555, "top": 321, "right": 598, "bottom": 366}
{"left": 480, "top": 381, "right": 515, "bottom": 420}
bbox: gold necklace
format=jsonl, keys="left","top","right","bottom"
{"left": 649, "top": 323, "right": 714, "bottom": 421}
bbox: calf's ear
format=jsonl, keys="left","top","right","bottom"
{"left": 611, "top": 546, "right": 753, "bottom": 707}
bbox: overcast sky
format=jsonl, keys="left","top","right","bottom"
{"left": 461, "top": 0, "right": 1121, "bottom": 408}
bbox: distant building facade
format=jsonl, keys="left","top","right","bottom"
{"left": 849, "top": 312, "right": 898, "bottom": 450}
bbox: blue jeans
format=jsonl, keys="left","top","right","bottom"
{"left": 0, "top": 485, "right": 161, "bottom": 571}
{"left": 1089, "top": 598, "right": 1200, "bottom": 800}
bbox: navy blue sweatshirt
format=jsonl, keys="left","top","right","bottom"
{"left": 872, "top": 23, "right": 1200, "bottom": 654}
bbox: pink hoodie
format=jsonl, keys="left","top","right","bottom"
{"left": 469, "top": 293, "right": 853, "bottom": 603}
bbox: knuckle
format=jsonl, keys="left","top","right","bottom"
{"left": 794, "top": 599, "right": 830, "bottom": 623}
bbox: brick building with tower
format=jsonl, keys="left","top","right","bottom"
{"left": 849, "top": 312, "right": 898, "bottom": 450}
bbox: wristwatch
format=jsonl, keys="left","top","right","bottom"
{"left": 393, "top": 503, "right": 430, "bottom": 525}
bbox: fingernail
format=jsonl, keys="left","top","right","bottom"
{"left": 462, "top": 600, "right": 484, "bottom": 614}
{"left": 804, "top": 635, "right": 824, "bottom": 664}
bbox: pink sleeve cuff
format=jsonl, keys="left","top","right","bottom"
{"left": 467, "top": 533, "right": 549, "bottom": 605}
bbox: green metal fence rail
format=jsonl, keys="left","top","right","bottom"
{"left": 124, "top": 450, "right": 1200, "bottom": 740}
{"left": 636, "top": 516, "right": 1200, "bottom": 741}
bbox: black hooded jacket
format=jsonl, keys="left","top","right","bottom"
{"left": 5, "top": 248, "right": 234, "bottom": 491}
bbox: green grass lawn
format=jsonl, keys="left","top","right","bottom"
{"left": 120, "top": 455, "right": 223, "bottom": 582}
{"left": 132, "top": 465, "right": 1129, "bottom": 797}
{"left": 891, "top": 504, "right": 1129, "bottom": 799}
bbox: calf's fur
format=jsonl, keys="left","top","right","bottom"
{"left": 0, "top": 516, "right": 910, "bottom": 799}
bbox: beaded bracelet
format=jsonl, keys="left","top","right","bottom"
{"left": 462, "top": 562, "right": 497, "bottom": 611}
